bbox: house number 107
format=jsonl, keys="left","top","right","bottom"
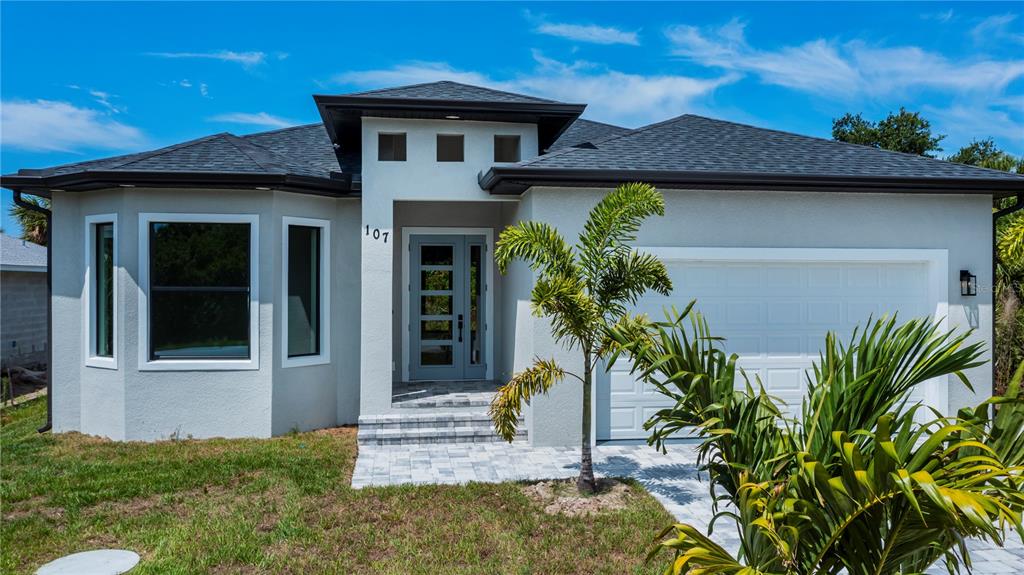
{"left": 365, "top": 226, "right": 389, "bottom": 243}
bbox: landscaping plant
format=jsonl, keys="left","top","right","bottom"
{"left": 489, "top": 182, "right": 672, "bottom": 493}
{"left": 610, "top": 304, "right": 1024, "bottom": 574}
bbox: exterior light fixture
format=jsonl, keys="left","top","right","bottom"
{"left": 445, "top": 115, "right": 460, "bottom": 120}
{"left": 959, "top": 270, "right": 977, "bottom": 297}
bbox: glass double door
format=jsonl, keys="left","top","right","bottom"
{"left": 410, "top": 235, "right": 486, "bottom": 380}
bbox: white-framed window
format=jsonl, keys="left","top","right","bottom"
{"left": 84, "top": 214, "right": 118, "bottom": 369}
{"left": 282, "top": 216, "right": 330, "bottom": 368}
{"left": 138, "top": 213, "right": 259, "bottom": 371}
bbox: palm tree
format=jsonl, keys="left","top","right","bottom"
{"left": 489, "top": 182, "right": 672, "bottom": 493}
{"left": 611, "top": 307, "right": 1024, "bottom": 573}
{"left": 9, "top": 195, "right": 49, "bottom": 245}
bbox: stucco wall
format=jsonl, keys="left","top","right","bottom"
{"left": 520, "top": 187, "right": 995, "bottom": 446}
{"left": 1, "top": 270, "right": 48, "bottom": 368}
{"left": 359, "top": 118, "right": 534, "bottom": 416}
{"left": 50, "top": 188, "right": 361, "bottom": 440}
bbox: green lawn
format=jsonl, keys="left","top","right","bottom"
{"left": 0, "top": 398, "right": 672, "bottom": 574}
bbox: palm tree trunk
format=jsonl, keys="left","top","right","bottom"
{"left": 577, "top": 349, "right": 597, "bottom": 493}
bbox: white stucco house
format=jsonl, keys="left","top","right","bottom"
{"left": 3, "top": 81, "right": 1022, "bottom": 444}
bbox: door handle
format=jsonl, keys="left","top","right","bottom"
{"left": 457, "top": 314, "right": 464, "bottom": 343}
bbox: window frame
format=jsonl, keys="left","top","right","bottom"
{"left": 281, "top": 216, "right": 331, "bottom": 368}
{"left": 138, "top": 213, "right": 260, "bottom": 371}
{"left": 493, "top": 135, "right": 521, "bottom": 163}
{"left": 83, "top": 214, "right": 118, "bottom": 370}
{"left": 378, "top": 132, "right": 407, "bottom": 161}
{"left": 436, "top": 133, "right": 465, "bottom": 162}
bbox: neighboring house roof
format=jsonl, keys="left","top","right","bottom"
{"left": 482, "top": 114, "right": 1024, "bottom": 195}
{"left": 0, "top": 233, "right": 47, "bottom": 272}
{"left": 3, "top": 81, "right": 1023, "bottom": 198}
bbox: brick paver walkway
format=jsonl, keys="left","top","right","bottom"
{"left": 352, "top": 442, "right": 1024, "bottom": 573}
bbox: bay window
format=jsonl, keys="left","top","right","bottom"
{"left": 139, "top": 214, "right": 259, "bottom": 370}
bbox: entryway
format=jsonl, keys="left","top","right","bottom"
{"left": 406, "top": 232, "right": 490, "bottom": 381}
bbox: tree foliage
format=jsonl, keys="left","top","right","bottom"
{"left": 9, "top": 195, "right": 49, "bottom": 246}
{"left": 947, "top": 138, "right": 1024, "bottom": 395}
{"left": 490, "top": 182, "right": 671, "bottom": 492}
{"left": 832, "top": 108, "right": 944, "bottom": 156}
{"left": 609, "top": 307, "right": 1024, "bottom": 574}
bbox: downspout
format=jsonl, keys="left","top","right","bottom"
{"left": 12, "top": 191, "right": 52, "bottom": 433}
{"left": 993, "top": 193, "right": 1024, "bottom": 399}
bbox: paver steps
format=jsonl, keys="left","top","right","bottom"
{"left": 357, "top": 411, "right": 526, "bottom": 445}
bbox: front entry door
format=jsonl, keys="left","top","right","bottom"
{"left": 410, "top": 234, "right": 486, "bottom": 380}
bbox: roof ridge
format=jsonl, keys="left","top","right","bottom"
{"left": 107, "top": 133, "right": 233, "bottom": 171}
{"left": 222, "top": 134, "right": 291, "bottom": 173}
{"left": 240, "top": 122, "right": 323, "bottom": 139}
{"left": 345, "top": 79, "right": 559, "bottom": 103}
{"left": 683, "top": 114, "right": 1020, "bottom": 177}
{"left": 521, "top": 114, "right": 694, "bottom": 167}
{"left": 573, "top": 118, "right": 628, "bottom": 130}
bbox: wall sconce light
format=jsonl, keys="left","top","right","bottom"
{"left": 960, "top": 270, "right": 977, "bottom": 297}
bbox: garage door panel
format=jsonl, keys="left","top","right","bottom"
{"left": 599, "top": 258, "right": 936, "bottom": 440}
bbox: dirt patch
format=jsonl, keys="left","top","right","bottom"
{"left": 522, "top": 478, "right": 636, "bottom": 517}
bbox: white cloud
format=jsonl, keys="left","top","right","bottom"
{"left": 178, "top": 79, "right": 193, "bottom": 88}
{"left": 200, "top": 83, "right": 210, "bottom": 98}
{"left": 145, "top": 50, "right": 267, "bottom": 69}
{"left": 0, "top": 100, "right": 146, "bottom": 152}
{"left": 208, "top": 112, "right": 294, "bottom": 129}
{"left": 332, "top": 54, "right": 738, "bottom": 126}
{"left": 926, "top": 104, "right": 1024, "bottom": 153}
{"left": 535, "top": 21, "right": 640, "bottom": 46}
{"left": 665, "top": 19, "right": 1024, "bottom": 99}
{"left": 921, "top": 9, "right": 956, "bottom": 23}
{"left": 971, "top": 14, "right": 1024, "bottom": 45}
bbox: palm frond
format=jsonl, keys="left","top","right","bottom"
{"left": 494, "top": 220, "right": 576, "bottom": 276}
{"left": 489, "top": 358, "right": 568, "bottom": 442}
{"left": 578, "top": 182, "right": 665, "bottom": 283}
{"left": 595, "top": 250, "right": 673, "bottom": 318}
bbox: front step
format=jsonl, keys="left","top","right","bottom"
{"left": 357, "top": 412, "right": 526, "bottom": 445}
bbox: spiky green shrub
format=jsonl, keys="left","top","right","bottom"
{"left": 609, "top": 306, "right": 1024, "bottom": 574}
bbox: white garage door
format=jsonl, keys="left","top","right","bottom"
{"left": 598, "top": 250, "right": 944, "bottom": 441}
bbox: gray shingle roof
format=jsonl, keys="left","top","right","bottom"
{"left": 15, "top": 126, "right": 343, "bottom": 180}
{"left": 548, "top": 119, "right": 631, "bottom": 152}
{"left": 521, "top": 114, "right": 1024, "bottom": 181}
{"left": 1, "top": 233, "right": 46, "bottom": 271}
{"left": 347, "top": 80, "right": 559, "bottom": 104}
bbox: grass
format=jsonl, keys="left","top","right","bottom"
{"left": 1, "top": 398, "right": 673, "bottom": 574}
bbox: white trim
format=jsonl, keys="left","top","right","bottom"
{"left": 401, "top": 227, "right": 495, "bottom": 382}
{"left": 83, "top": 214, "right": 118, "bottom": 370}
{"left": 628, "top": 247, "right": 950, "bottom": 418}
{"left": 281, "top": 216, "right": 331, "bottom": 368}
{"left": 138, "top": 213, "right": 260, "bottom": 371}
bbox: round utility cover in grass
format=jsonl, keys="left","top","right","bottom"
{"left": 36, "top": 550, "right": 139, "bottom": 575}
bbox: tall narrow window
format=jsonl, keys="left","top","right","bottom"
{"left": 85, "top": 214, "right": 117, "bottom": 368}
{"left": 494, "top": 135, "right": 521, "bottom": 162}
{"left": 288, "top": 226, "right": 320, "bottom": 357}
{"left": 149, "top": 222, "right": 251, "bottom": 360}
{"left": 283, "top": 217, "right": 330, "bottom": 367}
{"left": 437, "top": 134, "right": 464, "bottom": 162}
{"left": 95, "top": 223, "right": 114, "bottom": 358}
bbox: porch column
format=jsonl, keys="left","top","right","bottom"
{"left": 359, "top": 195, "right": 394, "bottom": 415}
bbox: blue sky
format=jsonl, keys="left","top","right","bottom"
{"left": 2, "top": 1, "right": 1022, "bottom": 235}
